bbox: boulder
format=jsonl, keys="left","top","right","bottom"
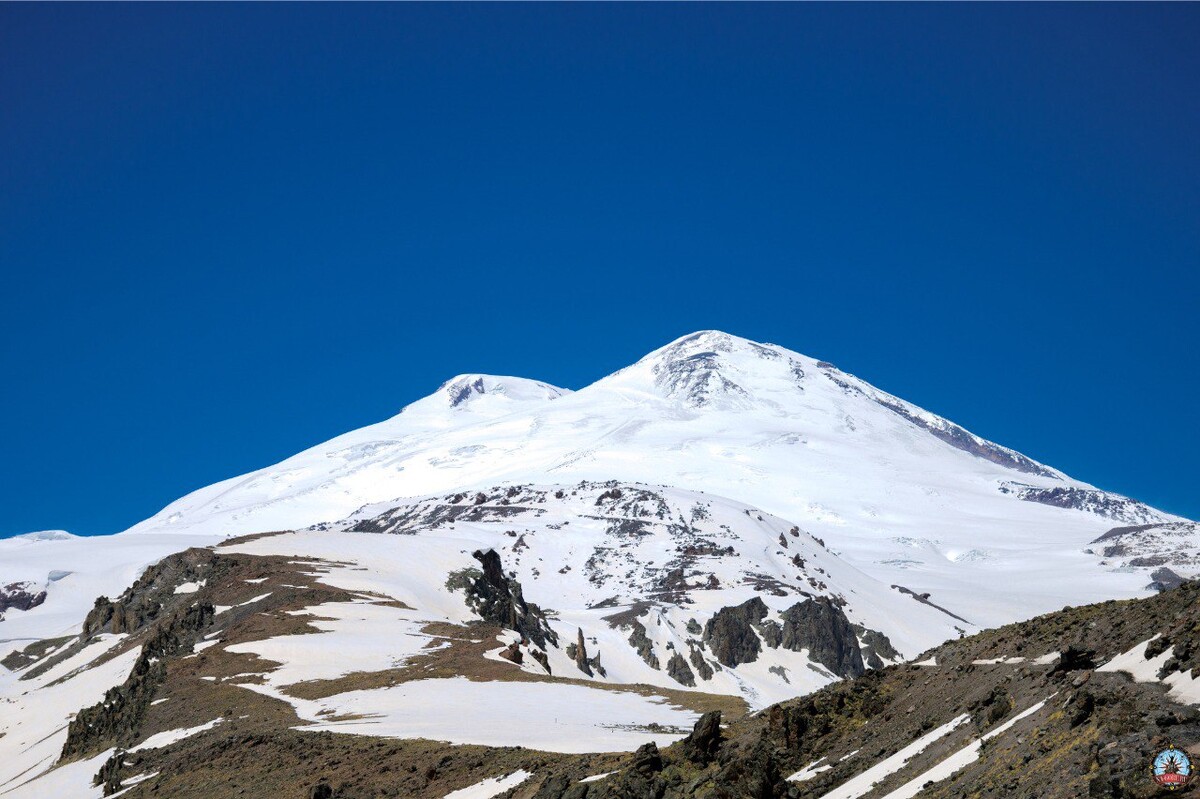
{"left": 681, "top": 711, "right": 722, "bottom": 765}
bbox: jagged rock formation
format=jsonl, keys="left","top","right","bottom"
{"left": 0, "top": 581, "right": 46, "bottom": 615}
{"left": 702, "top": 598, "right": 770, "bottom": 667}
{"left": 458, "top": 549, "right": 558, "bottom": 649}
{"left": 1003, "top": 483, "right": 1162, "bottom": 524}
{"left": 687, "top": 643, "right": 714, "bottom": 681}
{"left": 625, "top": 619, "right": 660, "bottom": 671}
{"left": 498, "top": 641, "right": 524, "bottom": 665}
{"left": 565, "top": 627, "right": 603, "bottom": 677}
{"left": 1149, "top": 567, "right": 1186, "bottom": 592}
{"left": 83, "top": 548, "right": 222, "bottom": 637}
{"left": 854, "top": 623, "right": 899, "bottom": 669}
{"left": 679, "top": 711, "right": 722, "bottom": 766}
{"left": 63, "top": 600, "right": 215, "bottom": 759}
{"left": 779, "top": 597, "right": 865, "bottom": 678}
{"left": 665, "top": 652, "right": 695, "bottom": 687}
{"left": 700, "top": 596, "right": 876, "bottom": 678}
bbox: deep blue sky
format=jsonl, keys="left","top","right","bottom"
{"left": 2, "top": 4, "right": 1197, "bottom": 537}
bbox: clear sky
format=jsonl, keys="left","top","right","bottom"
{"left": 2, "top": 4, "right": 1197, "bottom": 537}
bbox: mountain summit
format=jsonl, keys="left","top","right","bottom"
{"left": 109, "top": 331, "right": 1190, "bottom": 629}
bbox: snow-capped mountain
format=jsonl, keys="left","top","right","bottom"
{"left": 118, "top": 330, "right": 1185, "bottom": 627}
{"left": 1, "top": 331, "right": 1194, "bottom": 798}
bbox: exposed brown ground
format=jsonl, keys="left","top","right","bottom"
{"left": 33, "top": 543, "right": 744, "bottom": 798}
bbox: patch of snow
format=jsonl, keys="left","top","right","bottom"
{"left": 0, "top": 647, "right": 139, "bottom": 795}
{"left": 224, "top": 601, "right": 435, "bottom": 687}
{"left": 129, "top": 718, "right": 223, "bottom": 752}
{"left": 259, "top": 676, "right": 697, "bottom": 753}
{"left": 1098, "top": 636, "right": 1200, "bottom": 705}
{"left": 579, "top": 771, "right": 616, "bottom": 783}
{"left": 442, "top": 769, "right": 532, "bottom": 799}
{"left": 1098, "top": 635, "right": 1169, "bottom": 682}
{"left": 787, "top": 758, "right": 832, "bottom": 782}
{"left": 0, "top": 748, "right": 113, "bottom": 799}
{"left": 183, "top": 640, "right": 220, "bottom": 658}
{"left": 877, "top": 698, "right": 1051, "bottom": 799}
{"left": 814, "top": 714, "right": 970, "bottom": 799}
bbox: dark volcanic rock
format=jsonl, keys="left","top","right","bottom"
{"left": 463, "top": 549, "right": 558, "bottom": 649}
{"left": 64, "top": 600, "right": 216, "bottom": 758}
{"left": 703, "top": 597, "right": 769, "bottom": 667}
{"left": 854, "top": 624, "right": 899, "bottom": 670}
{"left": 1050, "top": 645, "right": 1097, "bottom": 675}
{"left": 779, "top": 597, "right": 865, "bottom": 678}
{"left": 1150, "top": 567, "right": 1186, "bottom": 592}
{"left": 688, "top": 643, "right": 714, "bottom": 681}
{"left": 666, "top": 652, "right": 696, "bottom": 687}
{"left": 96, "top": 751, "right": 123, "bottom": 795}
{"left": 82, "top": 548, "right": 224, "bottom": 638}
{"left": 630, "top": 742, "right": 663, "bottom": 776}
{"left": 565, "top": 627, "right": 604, "bottom": 677}
{"left": 0, "top": 581, "right": 46, "bottom": 614}
{"left": 572, "top": 627, "right": 593, "bottom": 676}
{"left": 627, "top": 620, "right": 660, "bottom": 670}
{"left": 1013, "top": 485, "right": 1158, "bottom": 524}
{"left": 680, "top": 711, "right": 722, "bottom": 765}
{"left": 702, "top": 596, "right": 865, "bottom": 676}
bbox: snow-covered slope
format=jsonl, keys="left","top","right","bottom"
{"left": 332, "top": 481, "right": 964, "bottom": 705}
{"left": 0, "top": 532, "right": 221, "bottom": 646}
{"left": 117, "top": 331, "right": 1185, "bottom": 628}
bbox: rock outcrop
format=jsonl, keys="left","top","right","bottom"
{"left": 701, "top": 596, "right": 868, "bottom": 677}
{"left": 0, "top": 581, "right": 46, "bottom": 615}
{"left": 626, "top": 620, "right": 660, "bottom": 670}
{"left": 779, "top": 597, "right": 865, "bottom": 678}
{"left": 680, "top": 711, "right": 722, "bottom": 765}
{"left": 854, "top": 624, "right": 899, "bottom": 669}
{"left": 702, "top": 597, "right": 770, "bottom": 667}
{"left": 666, "top": 652, "right": 696, "bottom": 687}
{"left": 460, "top": 549, "right": 558, "bottom": 649}
{"left": 564, "top": 627, "right": 603, "bottom": 677}
{"left": 63, "top": 601, "right": 215, "bottom": 759}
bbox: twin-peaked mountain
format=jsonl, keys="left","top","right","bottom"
{"left": 1, "top": 331, "right": 1197, "bottom": 799}
{"left": 123, "top": 330, "right": 1193, "bottom": 628}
